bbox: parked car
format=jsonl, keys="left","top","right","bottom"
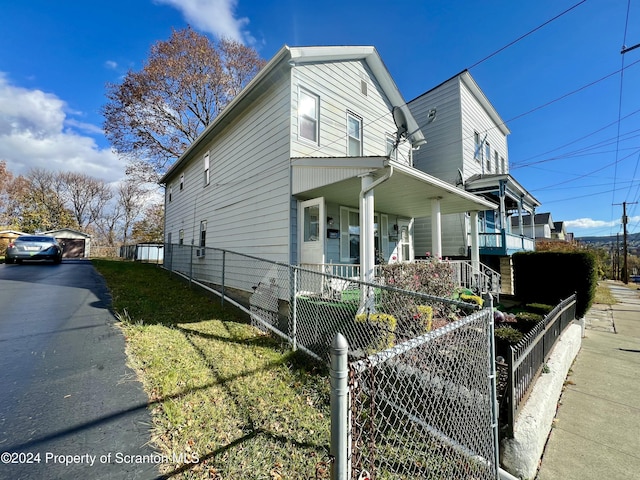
{"left": 5, "top": 235, "right": 63, "bottom": 264}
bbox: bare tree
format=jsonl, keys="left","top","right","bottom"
{"left": 59, "top": 172, "right": 113, "bottom": 230}
{"left": 118, "top": 179, "right": 148, "bottom": 244}
{"left": 103, "top": 27, "right": 265, "bottom": 181}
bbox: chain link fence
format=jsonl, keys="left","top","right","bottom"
{"left": 162, "top": 244, "right": 499, "bottom": 479}
{"left": 346, "top": 307, "right": 497, "bottom": 479}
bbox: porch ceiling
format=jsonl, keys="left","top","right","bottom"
{"left": 293, "top": 160, "right": 497, "bottom": 217}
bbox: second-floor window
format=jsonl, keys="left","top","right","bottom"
{"left": 299, "top": 89, "right": 319, "bottom": 143}
{"left": 474, "top": 132, "right": 481, "bottom": 161}
{"left": 180, "top": 174, "right": 184, "bottom": 191}
{"left": 494, "top": 150, "right": 499, "bottom": 173}
{"left": 347, "top": 112, "right": 362, "bottom": 156}
{"left": 485, "top": 143, "right": 491, "bottom": 172}
{"left": 203, "top": 152, "right": 210, "bottom": 186}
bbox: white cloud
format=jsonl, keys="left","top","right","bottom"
{"left": 564, "top": 218, "right": 619, "bottom": 230}
{"left": 0, "top": 73, "right": 124, "bottom": 183}
{"left": 105, "top": 60, "right": 118, "bottom": 70}
{"left": 154, "top": 0, "right": 251, "bottom": 44}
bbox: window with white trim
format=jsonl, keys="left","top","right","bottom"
{"left": 501, "top": 156, "right": 506, "bottom": 173}
{"left": 298, "top": 89, "right": 319, "bottom": 143}
{"left": 168, "top": 185, "right": 172, "bottom": 202}
{"left": 386, "top": 135, "right": 397, "bottom": 161}
{"left": 199, "top": 220, "right": 207, "bottom": 247}
{"left": 179, "top": 229, "right": 184, "bottom": 245}
{"left": 203, "top": 152, "right": 210, "bottom": 186}
{"left": 474, "top": 132, "right": 481, "bottom": 161}
{"left": 347, "top": 112, "right": 362, "bottom": 156}
{"left": 485, "top": 142, "right": 491, "bottom": 172}
{"left": 339, "top": 208, "right": 388, "bottom": 262}
{"left": 180, "top": 174, "right": 184, "bottom": 191}
{"left": 494, "top": 150, "right": 499, "bottom": 173}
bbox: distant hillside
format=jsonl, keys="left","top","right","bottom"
{"left": 577, "top": 232, "right": 640, "bottom": 252}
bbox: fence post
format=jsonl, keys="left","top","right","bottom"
{"left": 330, "top": 333, "right": 349, "bottom": 480}
{"left": 292, "top": 267, "right": 298, "bottom": 351}
{"left": 221, "top": 250, "right": 226, "bottom": 307}
{"left": 484, "top": 293, "right": 501, "bottom": 479}
{"left": 189, "top": 244, "right": 194, "bottom": 287}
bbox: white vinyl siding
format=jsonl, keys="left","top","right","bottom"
{"left": 290, "top": 60, "right": 411, "bottom": 162}
{"left": 164, "top": 77, "right": 292, "bottom": 261}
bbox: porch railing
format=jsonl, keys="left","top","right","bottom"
{"left": 480, "top": 230, "right": 535, "bottom": 254}
{"left": 447, "top": 260, "right": 501, "bottom": 297}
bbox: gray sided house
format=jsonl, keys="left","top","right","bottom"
{"left": 408, "top": 71, "right": 540, "bottom": 294}
{"left": 160, "top": 46, "right": 496, "bottom": 292}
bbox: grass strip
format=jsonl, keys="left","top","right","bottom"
{"left": 92, "top": 259, "right": 330, "bottom": 479}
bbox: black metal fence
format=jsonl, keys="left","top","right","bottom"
{"left": 504, "top": 294, "right": 577, "bottom": 437}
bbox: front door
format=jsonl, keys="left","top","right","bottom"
{"left": 299, "top": 197, "right": 325, "bottom": 266}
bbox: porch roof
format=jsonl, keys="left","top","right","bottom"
{"left": 465, "top": 173, "right": 541, "bottom": 211}
{"left": 292, "top": 158, "right": 497, "bottom": 217}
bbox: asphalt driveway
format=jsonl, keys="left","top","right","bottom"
{"left": 0, "top": 259, "right": 158, "bottom": 479}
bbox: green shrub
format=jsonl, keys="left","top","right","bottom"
{"left": 495, "top": 326, "right": 524, "bottom": 345}
{"left": 525, "top": 303, "right": 554, "bottom": 315}
{"left": 513, "top": 251, "right": 597, "bottom": 318}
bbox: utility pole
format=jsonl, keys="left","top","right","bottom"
{"left": 614, "top": 201, "right": 638, "bottom": 284}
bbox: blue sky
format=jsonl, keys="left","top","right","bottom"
{"left": 1, "top": 0, "right": 639, "bottom": 238}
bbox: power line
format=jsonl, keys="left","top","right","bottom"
{"left": 467, "top": 0, "right": 588, "bottom": 70}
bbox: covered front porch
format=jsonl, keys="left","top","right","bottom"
{"left": 293, "top": 157, "right": 498, "bottom": 291}
{"left": 465, "top": 173, "right": 541, "bottom": 256}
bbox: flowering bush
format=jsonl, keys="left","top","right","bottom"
{"left": 378, "top": 259, "right": 458, "bottom": 335}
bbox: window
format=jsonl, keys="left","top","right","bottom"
{"left": 340, "top": 207, "right": 360, "bottom": 262}
{"left": 474, "top": 132, "right": 481, "bottom": 161}
{"left": 299, "top": 89, "right": 319, "bottom": 143}
{"left": 180, "top": 174, "right": 184, "bottom": 191}
{"left": 494, "top": 150, "right": 499, "bottom": 173}
{"left": 179, "top": 229, "right": 184, "bottom": 245}
{"left": 199, "top": 220, "right": 207, "bottom": 247}
{"left": 347, "top": 112, "right": 362, "bottom": 156}
{"left": 168, "top": 185, "right": 172, "bottom": 202}
{"left": 501, "top": 156, "right": 506, "bottom": 173}
{"left": 303, "top": 204, "right": 320, "bottom": 242}
{"left": 203, "top": 152, "right": 210, "bottom": 186}
{"left": 386, "top": 135, "right": 397, "bottom": 161}
{"left": 485, "top": 142, "right": 491, "bottom": 172}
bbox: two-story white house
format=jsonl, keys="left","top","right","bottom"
{"left": 160, "top": 46, "right": 496, "bottom": 292}
{"left": 408, "top": 71, "right": 540, "bottom": 294}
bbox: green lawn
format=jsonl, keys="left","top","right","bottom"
{"left": 92, "top": 259, "right": 330, "bottom": 479}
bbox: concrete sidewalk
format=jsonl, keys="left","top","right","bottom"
{"left": 536, "top": 281, "right": 640, "bottom": 480}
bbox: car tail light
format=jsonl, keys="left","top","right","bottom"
{"left": 8, "top": 242, "right": 15, "bottom": 248}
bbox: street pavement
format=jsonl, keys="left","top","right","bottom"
{"left": 536, "top": 281, "right": 640, "bottom": 480}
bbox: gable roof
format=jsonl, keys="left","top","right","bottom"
{"left": 43, "top": 228, "right": 92, "bottom": 238}
{"left": 160, "top": 45, "right": 425, "bottom": 184}
{"left": 410, "top": 70, "right": 510, "bottom": 136}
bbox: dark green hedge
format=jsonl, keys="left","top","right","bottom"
{"left": 512, "top": 251, "right": 597, "bottom": 318}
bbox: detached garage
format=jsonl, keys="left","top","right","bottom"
{"left": 43, "top": 228, "right": 92, "bottom": 258}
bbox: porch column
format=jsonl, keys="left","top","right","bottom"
{"left": 518, "top": 196, "right": 524, "bottom": 236}
{"left": 360, "top": 174, "right": 375, "bottom": 284}
{"left": 470, "top": 211, "right": 480, "bottom": 273}
{"left": 499, "top": 179, "right": 507, "bottom": 231}
{"left": 431, "top": 197, "right": 442, "bottom": 258}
